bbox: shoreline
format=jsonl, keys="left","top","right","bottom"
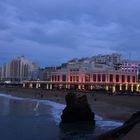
{"left": 0, "top": 87, "right": 140, "bottom": 122}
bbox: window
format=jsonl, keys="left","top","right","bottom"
{"left": 76, "top": 76, "right": 79, "bottom": 82}
{"left": 55, "top": 75, "right": 57, "bottom": 81}
{"left": 93, "top": 74, "right": 96, "bottom": 81}
{"left": 73, "top": 76, "right": 75, "bottom": 82}
{"left": 122, "top": 75, "right": 125, "bottom": 82}
{"left": 133, "top": 76, "right": 135, "bottom": 83}
{"left": 98, "top": 74, "right": 101, "bottom": 82}
{"left": 70, "top": 76, "right": 72, "bottom": 82}
{"left": 58, "top": 75, "right": 60, "bottom": 81}
{"left": 85, "top": 74, "right": 90, "bottom": 82}
{"left": 52, "top": 75, "right": 54, "bottom": 81}
{"left": 116, "top": 75, "right": 119, "bottom": 82}
{"left": 102, "top": 74, "right": 106, "bottom": 82}
{"left": 127, "top": 76, "right": 130, "bottom": 83}
{"left": 110, "top": 74, "right": 113, "bottom": 82}
{"left": 62, "top": 75, "right": 66, "bottom": 81}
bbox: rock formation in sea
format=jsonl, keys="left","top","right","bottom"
{"left": 60, "top": 92, "right": 95, "bottom": 124}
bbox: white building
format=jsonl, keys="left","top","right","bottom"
{"left": 61, "top": 53, "right": 122, "bottom": 72}
{"left": 91, "top": 53, "right": 122, "bottom": 65}
{"left": 0, "top": 56, "right": 39, "bottom": 83}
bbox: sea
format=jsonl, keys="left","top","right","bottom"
{"left": 0, "top": 93, "right": 123, "bottom": 140}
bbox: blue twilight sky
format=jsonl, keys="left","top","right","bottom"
{"left": 0, "top": 0, "right": 140, "bottom": 67}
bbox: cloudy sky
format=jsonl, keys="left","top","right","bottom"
{"left": 0, "top": 0, "right": 140, "bottom": 67}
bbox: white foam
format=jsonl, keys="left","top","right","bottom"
{"left": 95, "top": 115, "right": 103, "bottom": 121}
{"left": 0, "top": 93, "right": 65, "bottom": 108}
{"left": 95, "top": 114, "right": 123, "bottom": 129}
{"left": 39, "top": 100, "right": 65, "bottom": 123}
{"left": 96, "top": 120, "right": 123, "bottom": 129}
{"left": 0, "top": 93, "right": 24, "bottom": 100}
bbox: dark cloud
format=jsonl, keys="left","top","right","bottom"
{"left": 0, "top": 0, "right": 140, "bottom": 67}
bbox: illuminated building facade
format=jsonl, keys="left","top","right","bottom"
{"left": 23, "top": 69, "right": 138, "bottom": 93}
{"left": 122, "top": 60, "right": 140, "bottom": 73}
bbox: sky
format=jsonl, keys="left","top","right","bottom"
{"left": 0, "top": 0, "right": 140, "bottom": 67}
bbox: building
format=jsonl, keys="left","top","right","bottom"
{"left": 121, "top": 60, "right": 140, "bottom": 82}
{"left": 23, "top": 57, "right": 138, "bottom": 92}
{"left": 23, "top": 69, "right": 138, "bottom": 92}
{"left": 22, "top": 53, "right": 140, "bottom": 92}
{"left": 0, "top": 56, "right": 39, "bottom": 83}
{"left": 62, "top": 53, "right": 122, "bottom": 71}
{"left": 121, "top": 60, "right": 140, "bottom": 73}
{"left": 92, "top": 53, "right": 122, "bottom": 65}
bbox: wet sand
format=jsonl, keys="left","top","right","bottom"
{"left": 0, "top": 87, "right": 140, "bottom": 122}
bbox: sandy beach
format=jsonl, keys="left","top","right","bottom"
{"left": 0, "top": 87, "right": 140, "bottom": 122}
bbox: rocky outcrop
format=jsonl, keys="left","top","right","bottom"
{"left": 60, "top": 93, "right": 95, "bottom": 124}
{"left": 91, "top": 111, "right": 140, "bottom": 140}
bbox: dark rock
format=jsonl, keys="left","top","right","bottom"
{"left": 60, "top": 92, "right": 95, "bottom": 123}
{"left": 90, "top": 111, "right": 140, "bottom": 140}
{"left": 124, "top": 111, "right": 140, "bottom": 126}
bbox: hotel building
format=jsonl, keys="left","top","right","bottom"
{"left": 0, "top": 56, "right": 39, "bottom": 83}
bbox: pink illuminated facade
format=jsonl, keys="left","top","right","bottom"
{"left": 49, "top": 70, "right": 137, "bottom": 84}
{"left": 23, "top": 69, "right": 139, "bottom": 92}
